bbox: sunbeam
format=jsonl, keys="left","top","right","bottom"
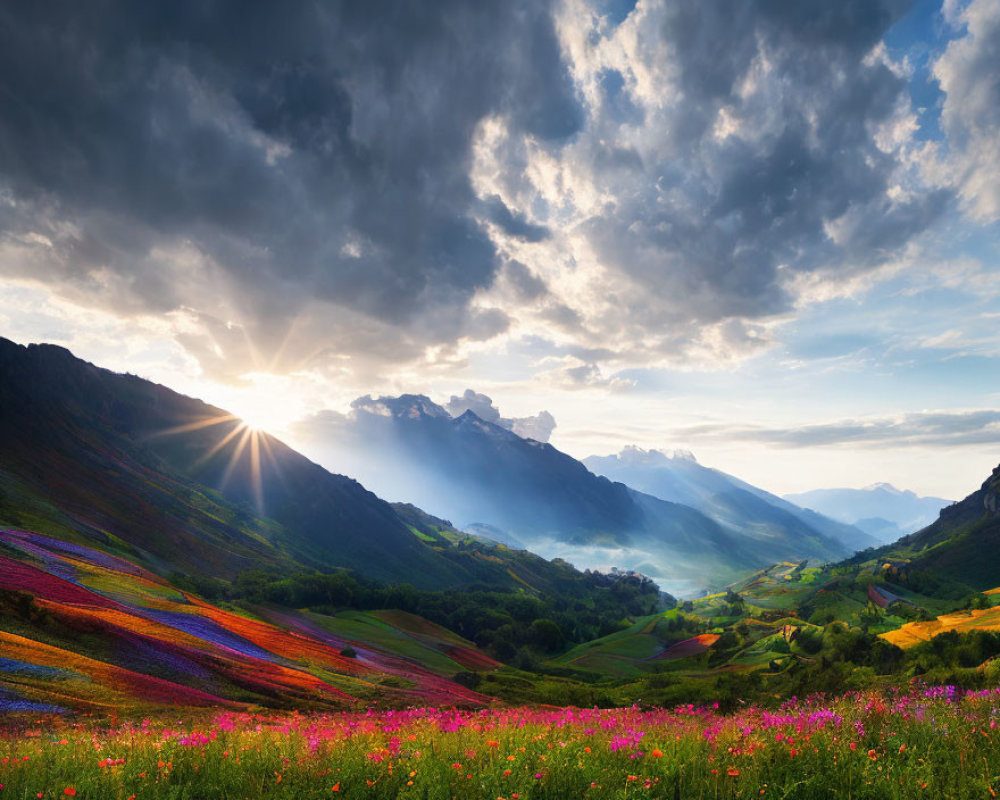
{"left": 146, "top": 410, "right": 280, "bottom": 517}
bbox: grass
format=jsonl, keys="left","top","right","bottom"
{"left": 2, "top": 686, "right": 1000, "bottom": 799}
{"left": 305, "top": 610, "right": 471, "bottom": 675}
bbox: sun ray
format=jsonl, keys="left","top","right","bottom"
{"left": 249, "top": 429, "right": 264, "bottom": 515}
{"left": 140, "top": 403, "right": 284, "bottom": 521}
{"left": 218, "top": 425, "right": 253, "bottom": 492}
{"left": 145, "top": 413, "right": 240, "bottom": 439}
{"left": 267, "top": 313, "right": 306, "bottom": 373}
{"left": 192, "top": 420, "right": 247, "bottom": 468}
{"left": 258, "top": 432, "right": 291, "bottom": 495}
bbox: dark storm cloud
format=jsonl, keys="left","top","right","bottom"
{"left": 0, "top": 0, "right": 970, "bottom": 381}
{"left": 672, "top": 410, "right": 1000, "bottom": 448}
{"left": 481, "top": 196, "right": 551, "bottom": 243}
{"left": 0, "top": 0, "right": 581, "bottom": 373}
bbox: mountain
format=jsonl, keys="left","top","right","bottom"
{"left": 783, "top": 483, "right": 952, "bottom": 541}
{"left": 295, "top": 397, "right": 860, "bottom": 594}
{"left": 0, "top": 338, "right": 490, "bottom": 587}
{"left": 862, "top": 464, "right": 1000, "bottom": 590}
{"left": 584, "top": 446, "right": 876, "bottom": 554}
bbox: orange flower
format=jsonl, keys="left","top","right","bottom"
{"left": 868, "top": 749, "right": 878, "bottom": 761}
{"left": 728, "top": 767, "right": 740, "bottom": 777}
{"left": 331, "top": 783, "right": 340, "bottom": 792}
{"left": 898, "top": 744, "right": 906, "bottom": 754}
{"left": 651, "top": 749, "right": 663, "bottom": 758}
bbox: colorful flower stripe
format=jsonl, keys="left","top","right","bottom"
{"left": 1, "top": 529, "right": 493, "bottom": 708}
{"left": 0, "top": 631, "right": 234, "bottom": 707}
{"left": 0, "top": 555, "right": 127, "bottom": 610}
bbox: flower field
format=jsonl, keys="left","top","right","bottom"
{"left": 0, "top": 529, "right": 493, "bottom": 711}
{"left": 3, "top": 687, "right": 1000, "bottom": 799}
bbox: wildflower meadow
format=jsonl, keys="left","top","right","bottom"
{"left": 3, "top": 685, "right": 1000, "bottom": 799}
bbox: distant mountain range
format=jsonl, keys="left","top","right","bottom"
{"left": 296, "top": 398, "right": 872, "bottom": 594}
{"left": 584, "top": 447, "right": 876, "bottom": 554}
{"left": 783, "top": 484, "right": 953, "bottom": 543}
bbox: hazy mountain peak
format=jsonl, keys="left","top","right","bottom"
{"left": 784, "top": 483, "right": 952, "bottom": 540}
{"left": 445, "top": 388, "right": 556, "bottom": 443}
{"left": 454, "top": 408, "right": 505, "bottom": 433}
{"left": 862, "top": 482, "right": 912, "bottom": 497}
{"left": 611, "top": 446, "right": 698, "bottom": 466}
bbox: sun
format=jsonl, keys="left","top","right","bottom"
{"left": 235, "top": 408, "right": 284, "bottom": 436}
{"left": 228, "top": 393, "right": 297, "bottom": 437}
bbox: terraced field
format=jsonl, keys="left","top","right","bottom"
{"left": 880, "top": 605, "right": 1000, "bottom": 648}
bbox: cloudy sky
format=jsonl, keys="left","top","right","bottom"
{"left": 2, "top": 0, "right": 998, "bottom": 499}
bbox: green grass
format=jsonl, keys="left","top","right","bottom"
{"left": 305, "top": 610, "right": 468, "bottom": 674}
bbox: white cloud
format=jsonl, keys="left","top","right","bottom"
{"left": 933, "top": 0, "right": 1000, "bottom": 221}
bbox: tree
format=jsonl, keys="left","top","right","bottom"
{"left": 528, "top": 618, "right": 565, "bottom": 653}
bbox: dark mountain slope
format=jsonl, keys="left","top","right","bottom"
{"left": 894, "top": 465, "right": 1000, "bottom": 590}
{"left": 0, "top": 338, "right": 469, "bottom": 586}
{"left": 841, "top": 464, "right": 1000, "bottom": 591}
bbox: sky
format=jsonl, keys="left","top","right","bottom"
{"left": 1, "top": 0, "right": 998, "bottom": 500}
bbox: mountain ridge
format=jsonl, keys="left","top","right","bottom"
{"left": 295, "top": 396, "right": 869, "bottom": 593}
{"left": 784, "top": 483, "right": 953, "bottom": 540}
